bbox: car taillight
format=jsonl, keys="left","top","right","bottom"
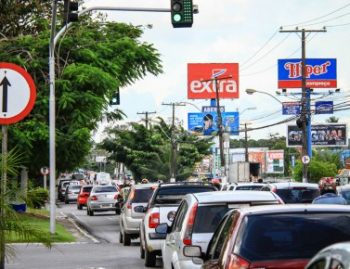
{"left": 114, "top": 194, "right": 118, "bottom": 199}
{"left": 183, "top": 202, "right": 198, "bottom": 246}
{"left": 148, "top": 212, "right": 160, "bottom": 228}
{"left": 91, "top": 195, "right": 98, "bottom": 201}
{"left": 225, "top": 254, "right": 250, "bottom": 269}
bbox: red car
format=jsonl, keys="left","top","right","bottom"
{"left": 77, "top": 185, "right": 93, "bottom": 210}
{"left": 184, "top": 204, "right": 350, "bottom": 269}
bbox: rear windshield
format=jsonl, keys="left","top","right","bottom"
{"left": 238, "top": 213, "right": 350, "bottom": 261}
{"left": 82, "top": 186, "right": 93, "bottom": 192}
{"left": 276, "top": 188, "right": 320, "bottom": 203}
{"left": 154, "top": 187, "right": 215, "bottom": 204}
{"left": 69, "top": 185, "right": 81, "bottom": 190}
{"left": 236, "top": 185, "right": 263, "bottom": 191}
{"left": 193, "top": 205, "right": 230, "bottom": 233}
{"left": 94, "top": 186, "right": 117, "bottom": 193}
{"left": 133, "top": 188, "right": 154, "bottom": 203}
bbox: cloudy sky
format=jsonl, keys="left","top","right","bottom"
{"left": 84, "top": 0, "right": 350, "bottom": 141}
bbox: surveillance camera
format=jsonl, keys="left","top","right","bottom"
{"left": 193, "top": 4, "right": 199, "bottom": 14}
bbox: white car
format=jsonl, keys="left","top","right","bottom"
{"left": 139, "top": 183, "right": 217, "bottom": 267}
{"left": 86, "top": 185, "right": 119, "bottom": 216}
{"left": 158, "top": 190, "right": 283, "bottom": 269}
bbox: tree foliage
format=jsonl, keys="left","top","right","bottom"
{"left": 0, "top": 2, "right": 163, "bottom": 178}
{"left": 100, "top": 118, "right": 212, "bottom": 181}
{"left": 293, "top": 159, "right": 337, "bottom": 183}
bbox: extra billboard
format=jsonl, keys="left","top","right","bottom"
{"left": 188, "top": 111, "right": 239, "bottom": 136}
{"left": 287, "top": 124, "right": 347, "bottom": 147}
{"left": 278, "top": 58, "right": 337, "bottom": 88}
{"left": 187, "top": 63, "right": 239, "bottom": 99}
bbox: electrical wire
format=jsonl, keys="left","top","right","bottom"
{"left": 301, "top": 11, "right": 350, "bottom": 27}
{"left": 326, "top": 21, "right": 350, "bottom": 27}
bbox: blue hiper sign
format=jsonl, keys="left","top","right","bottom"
{"left": 282, "top": 102, "right": 301, "bottom": 115}
{"left": 315, "top": 101, "right": 333, "bottom": 114}
{"left": 188, "top": 111, "right": 239, "bottom": 136}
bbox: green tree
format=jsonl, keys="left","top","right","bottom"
{"left": 100, "top": 118, "right": 212, "bottom": 181}
{"left": 326, "top": 116, "right": 339, "bottom": 123}
{"left": 293, "top": 159, "right": 337, "bottom": 182}
{"left": 0, "top": 3, "right": 162, "bottom": 178}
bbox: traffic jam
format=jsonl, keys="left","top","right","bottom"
{"left": 59, "top": 173, "right": 350, "bottom": 269}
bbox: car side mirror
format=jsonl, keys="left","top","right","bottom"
{"left": 134, "top": 205, "right": 146, "bottom": 213}
{"left": 183, "top": 245, "right": 203, "bottom": 260}
{"left": 155, "top": 223, "right": 170, "bottom": 234}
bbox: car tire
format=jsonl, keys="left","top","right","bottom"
{"left": 119, "top": 231, "right": 123, "bottom": 244}
{"left": 65, "top": 199, "right": 69, "bottom": 204}
{"left": 145, "top": 249, "right": 156, "bottom": 267}
{"left": 140, "top": 243, "right": 145, "bottom": 259}
{"left": 90, "top": 209, "right": 94, "bottom": 216}
{"left": 123, "top": 232, "right": 131, "bottom": 246}
{"left": 77, "top": 204, "right": 83, "bottom": 210}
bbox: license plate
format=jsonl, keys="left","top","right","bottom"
{"left": 101, "top": 204, "right": 112, "bottom": 208}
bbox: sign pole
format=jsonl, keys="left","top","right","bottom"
{"left": 0, "top": 125, "right": 7, "bottom": 269}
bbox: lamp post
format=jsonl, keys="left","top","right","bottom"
{"left": 246, "top": 88, "right": 282, "bottom": 104}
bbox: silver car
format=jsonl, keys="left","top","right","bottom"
{"left": 86, "top": 185, "right": 119, "bottom": 216}
{"left": 119, "top": 183, "right": 157, "bottom": 246}
{"left": 64, "top": 184, "right": 81, "bottom": 204}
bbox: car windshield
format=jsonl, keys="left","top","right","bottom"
{"left": 193, "top": 205, "right": 230, "bottom": 233}
{"left": 69, "top": 185, "right": 81, "bottom": 190}
{"left": 238, "top": 213, "right": 350, "bottom": 261}
{"left": 133, "top": 188, "right": 154, "bottom": 203}
{"left": 276, "top": 188, "right": 319, "bottom": 203}
{"left": 155, "top": 187, "right": 215, "bottom": 204}
{"left": 82, "top": 186, "right": 93, "bottom": 192}
{"left": 94, "top": 186, "right": 117, "bottom": 193}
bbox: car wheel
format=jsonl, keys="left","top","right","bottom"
{"left": 140, "top": 243, "right": 145, "bottom": 259}
{"left": 119, "top": 231, "right": 123, "bottom": 244}
{"left": 77, "top": 204, "right": 83, "bottom": 210}
{"left": 90, "top": 209, "right": 94, "bottom": 216}
{"left": 145, "top": 249, "right": 156, "bottom": 267}
{"left": 123, "top": 232, "right": 131, "bottom": 246}
{"left": 65, "top": 199, "right": 69, "bottom": 204}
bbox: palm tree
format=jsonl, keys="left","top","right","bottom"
{"left": 0, "top": 149, "right": 52, "bottom": 268}
{"left": 326, "top": 116, "right": 339, "bottom": 123}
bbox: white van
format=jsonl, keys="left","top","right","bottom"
{"left": 94, "top": 172, "right": 112, "bottom": 185}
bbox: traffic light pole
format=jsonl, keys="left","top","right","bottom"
{"left": 280, "top": 28, "right": 326, "bottom": 182}
{"left": 49, "top": 4, "right": 173, "bottom": 234}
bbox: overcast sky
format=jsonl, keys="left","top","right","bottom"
{"left": 84, "top": 0, "right": 350, "bottom": 141}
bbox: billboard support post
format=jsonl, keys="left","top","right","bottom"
{"left": 280, "top": 27, "right": 326, "bottom": 182}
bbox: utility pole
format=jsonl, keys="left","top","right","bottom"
{"left": 162, "top": 102, "right": 185, "bottom": 181}
{"left": 280, "top": 27, "right": 326, "bottom": 182}
{"left": 137, "top": 111, "right": 156, "bottom": 129}
{"left": 244, "top": 123, "right": 249, "bottom": 162}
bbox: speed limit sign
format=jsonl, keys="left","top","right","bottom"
{"left": 40, "top": 167, "right": 49, "bottom": 175}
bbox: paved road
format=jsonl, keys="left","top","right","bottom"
{"left": 6, "top": 203, "right": 162, "bottom": 269}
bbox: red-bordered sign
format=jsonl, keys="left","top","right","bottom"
{"left": 0, "top": 62, "right": 36, "bottom": 125}
{"left": 188, "top": 63, "right": 239, "bottom": 99}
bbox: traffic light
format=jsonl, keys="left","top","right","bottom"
{"left": 110, "top": 91, "right": 120, "bottom": 106}
{"left": 63, "top": 0, "right": 79, "bottom": 25}
{"left": 296, "top": 116, "right": 308, "bottom": 128}
{"left": 170, "top": 0, "right": 193, "bottom": 28}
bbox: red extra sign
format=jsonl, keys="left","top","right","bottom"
{"left": 187, "top": 63, "right": 239, "bottom": 99}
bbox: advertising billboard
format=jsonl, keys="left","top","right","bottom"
{"left": 266, "top": 150, "right": 284, "bottom": 173}
{"left": 188, "top": 111, "right": 239, "bottom": 136}
{"left": 287, "top": 124, "right": 347, "bottom": 147}
{"left": 282, "top": 102, "right": 301, "bottom": 115}
{"left": 278, "top": 58, "right": 337, "bottom": 88}
{"left": 315, "top": 101, "right": 333, "bottom": 114}
{"left": 187, "top": 63, "right": 239, "bottom": 99}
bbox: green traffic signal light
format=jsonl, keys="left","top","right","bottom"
{"left": 171, "top": 0, "right": 193, "bottom": 28}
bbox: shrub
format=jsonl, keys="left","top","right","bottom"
{"left": 26, "top": 188, "right": 49, "bottom": 209}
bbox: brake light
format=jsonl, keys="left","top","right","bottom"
{"left": 271, "top": 187, "right": 277, "bottom": 193}
{"left": 183, "top": 202, "right": 198, "bottom": 246}
{"left": 225, "top": 254, "right": 250, "bottom": 269}
{"left": 148, "top": 212, "right": 160, "bottom": 228}
{"left": 91, "top": 195, "right": 98, "bottom": 201}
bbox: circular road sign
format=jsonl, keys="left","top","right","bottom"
{"left": 302, "top": 155, "right": 310, "bottom": 164}
{"left": 40, "top": 167, "right": 49, "bottom": 176}
{"left": 0, "top": 62, "right": 36, "bottom": 125}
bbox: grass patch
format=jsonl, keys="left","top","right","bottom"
{"left": 6, "top": 213, "right": 76, "bottom": 243}
{"left": 26, "top": 207, "right": 49, "bottom": 217}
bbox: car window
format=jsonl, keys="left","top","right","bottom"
{"left": 207, "top": 211, "right": 236, "bottom": 260}
{"left": 229, "top": 186, "right": 235, "bottom": 190}
{"left": 69, "top": 185, "right": 81, "bottom": 190}
{"left": 238, "top": 213, "right": 350, "bottom": 261}
{"left": 171, "top": 200, "right": 188, "bottom": 232}
{"left": 94, "top": 186, "right": 117, "bottom": 193}
{"left": 193, "top": 205, "right": 230, "bottom": 233}
{"left": 132, "top": 188, "right": 154, "bottom": 203}
{"left": 236, "top": 185, "right": 263, "bottom": 191}
{"left": 276, "top": 189, "right": 320, "bottom": 203}
{"left": 82, "top": 186, "right": 92, "bottom": 192}
{"left": 154, "top": 187, "right": 215, "bottom": 204}
{"left": 307, "top": 258, "right": 327, "bottom": 269}
{"left": 261, "top": 186, "right": 270, "bottom": 191}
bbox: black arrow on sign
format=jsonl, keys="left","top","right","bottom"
{"left": 0, "top": 76, "right": 11, "bottom": 113}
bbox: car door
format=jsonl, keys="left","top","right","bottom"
{"left": 162, "top": 200, "right": 188, "bottom": 269}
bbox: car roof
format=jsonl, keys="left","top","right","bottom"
{"left": 267, "top": 182, "right": 319, "bottom": 189}
{"left": 132, "top": 183, "right": 158, "bottom": 189}
{"left": 192, "top": 190, "right": 279, "bottom": 203}
{"left": 338, "top": 184, "right": 350, "bottom": 191}
{"left": 157, "top": 182, "right": 215, "bottom": 189}
{"left": 234, "top": 204, "right": 350, "bottom": 216}
{"left": 235, "top": 183, "right": 266, "bottom": 186}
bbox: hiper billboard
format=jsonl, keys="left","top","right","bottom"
{"left": 187, "top": 63, "right": 239, "bottom": 99}
{"left": 278, "top": 58, "right": 337, "bottom": 88}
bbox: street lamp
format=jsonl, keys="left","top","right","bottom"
{"left": 246, "top": 88, "right": 282, "bottom": 104}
